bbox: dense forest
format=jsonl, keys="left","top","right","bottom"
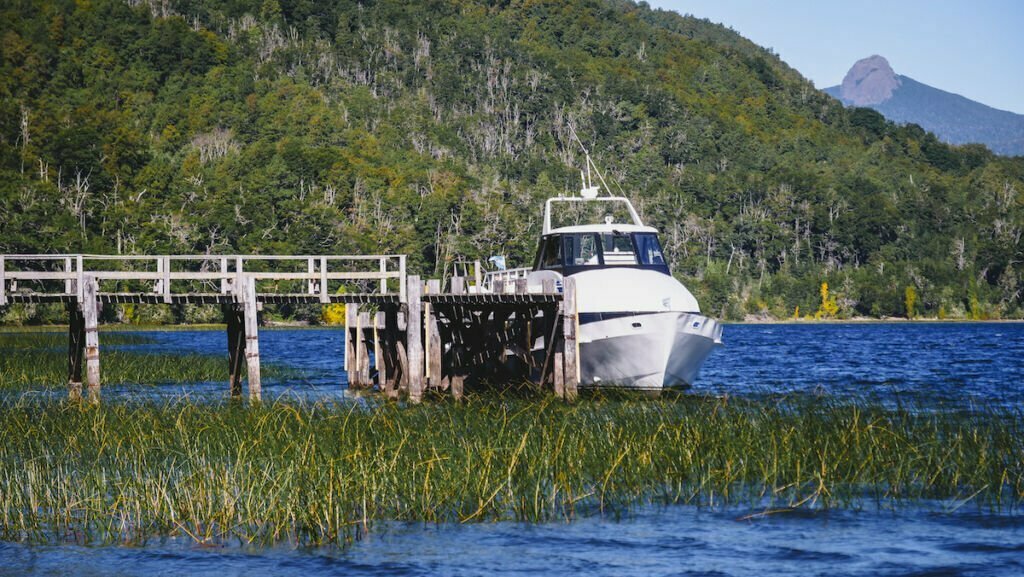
{"left": 2, "top": 0, "right": 1023, "bottom": 322}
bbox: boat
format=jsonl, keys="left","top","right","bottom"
{"left": 485, "top": 154, "right": 723, "bottom": 391}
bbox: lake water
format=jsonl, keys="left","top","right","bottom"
{"left": 2, "top": 322, "right": 1023, "bottom": 575}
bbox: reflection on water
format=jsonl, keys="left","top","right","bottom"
{"left": 2, "top": 322, "right": 1023, "bottom": 575}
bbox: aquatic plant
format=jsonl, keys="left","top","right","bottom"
{"left": 0, "top": 395, "right": 1019, "bottom": 547}
{"left": 0, "top": 331, "right": 288, "bottom": 389}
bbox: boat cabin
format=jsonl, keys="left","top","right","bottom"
{"left": 533, "top": 227, "right": 670, "bottom": 276}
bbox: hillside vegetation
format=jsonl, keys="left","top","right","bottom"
{"left": 2, "top": 0, "right": 1023, "bottom": 321}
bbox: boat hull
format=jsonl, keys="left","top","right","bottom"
{"left": 577, "top": 312, "right": 722, "bottom": 390}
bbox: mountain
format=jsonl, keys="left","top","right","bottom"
{"left": 825, "top": 55, "right": 1024, "bottom": 156}
{"left": 1, "top": 1, "right": 1022, "bottom": 322}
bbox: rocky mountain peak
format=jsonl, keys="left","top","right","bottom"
{"left": 839, "top": 55, "right": 901, "bottom": 106}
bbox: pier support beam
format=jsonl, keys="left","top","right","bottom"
{"left": 224, "top": 304, "right": 245, "bottom": 397}
{"left": 67, "top": 301, "right": 85, "bottom": 400}
{"left": 561, "top": 276, "right": 579, "bottom": 401}
{"left": 243, "top": 276, "right": 261, "bottom": 401}
{"left": 82, "top": 275, "right": 100, "bottom": 403}
{"left": 406, "top": 275, "right": 424, "bottom": 403}
{"left": 383, "top": 305, "right": 400, "bottom": 399}
{"left": 356, "top": 311, "right": 372, "bottom": 388}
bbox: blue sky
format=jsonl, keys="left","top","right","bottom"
{"left": 648, "top": 0, "right": 1024, "bottom": 114}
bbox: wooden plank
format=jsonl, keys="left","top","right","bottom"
{"left": 224, "top": 304, "right": 245, "bottom": 397}
{"left": 562, "top": 275, "right": 579, "bottom": 401}
{"left": 243, "top": 276, "right": 262, "bottom": 401}
{"left": 82, "top": 275, "right": 100, "bottom": 403}
{"left": 406, "top": 276, "right": 424, "bottom": 403}
{"left": 67, "top": 302, "right": 84, "bottom": 399}
{"left": 0, "top": 256, "right": 5, "bottom": 306}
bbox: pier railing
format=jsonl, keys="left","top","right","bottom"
{"left": 0, "top": 254, "right": 407, "bottom": 305}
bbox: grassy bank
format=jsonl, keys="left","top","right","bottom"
{"left": 0, "top": 396, "right": 1020, "bottom": 546}
{"left": 0, "top": 331, "right": 286, "bottom": 389}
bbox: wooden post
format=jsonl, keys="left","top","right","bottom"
{"left": 345, "top": 303, "right": 357, "bottom": 387}
{"left": 374, "top": 311, "right": 384, "bottom": 387}
{"left": 82, "top": 275, "right": 100, "bottom": 403}
{"left": 451, "top": 276, "right": 465, "bottom": 295}
{"left": 243, "top": 276, "right": 261, "bottom": 401}
{"left": 224, "top": 304, "right": 245, "bottom": 397}
{"left": 562, "top": 275, "right": 579, "bottom": 401}
{"left": 64, "top": 257, "right": 73, "bottom": 295}
{"left": 220, "top": 258, "right": 229, "bottom": 294}
{"left": 384, "top": 305, "right": 399, "bottom": 398}
{"left": 319, "top": 257, "right": 329, "bottom": 304}
{"left": 473, "top": 260, "right": 482, "bottom": 292}
{"left": 426, "top": 280, "right": 441, "bottom": 388}
{"left": 162, "top": 256, "right": 172, "bottom": 304}
{"left": 67, "top": 302, "right": 85, "bottom": 400}
{"left": 406, "top": 275, "right": 424, "bottom": 403}
{"left": 553, "top": 351, "right": 565, "bottom": 398}
{"left": 0, "top": 255, "right": 5, "bottom": 307}
{"left": 307, "top": 258, "right": 316, "bottom": 295}
{"left": 356, "top": 311, "right": 372, "bottom": 388}
{"left": 515, "top": 278, "right": 528, "bottom": 294}
{"left": 379, "top": 257, "right": 388, "bottom": 294}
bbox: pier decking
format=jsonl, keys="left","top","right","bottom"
{"left": 0, "top": 254, "right": 578, "bottom": 402}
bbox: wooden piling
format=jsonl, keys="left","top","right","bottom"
{"left": 224, "top": 304, "right": 245, "bottom": 397}
{"left": 561, "top": 275, "right": 579, "bottom": 401}
{"left": 82, "top": 275, "right": 100, "bottom": 403}
{"left": 67, "top": 302, "right": 84, "bottom": 400}
{"left": 357, "top": 311, "right": 372, "bottom": 388}
{"left": 426, "top": 279, "right": 442, "bottom": 389}
{"left": 384, "top": 305, "right": 400, "bottom": 398}
{"left": 345, "top": 302, "right": 356, "bottom": 387}
{"left": 406, "top": 275, "right": 424, "bottom": 403}
{"left": 243, "top": 276, "right": 262, "bottom": 401}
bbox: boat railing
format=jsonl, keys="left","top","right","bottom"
{"left": 481, "top": 267, "right": 531, "bottom": 293}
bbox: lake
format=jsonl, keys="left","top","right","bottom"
{"left": 1, "top": 322, "right": 1023, "bottom": 575}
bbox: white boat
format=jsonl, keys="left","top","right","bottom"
{"left": 486, "top": 157, "right": 723, "bottom": 391}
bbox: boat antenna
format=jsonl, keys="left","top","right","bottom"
{"left": 567, "top": 124, "right": 623, "bottom": 198}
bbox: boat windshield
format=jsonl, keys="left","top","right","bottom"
{"left": 535, "top": 232, "right": 669, "bottom": 274}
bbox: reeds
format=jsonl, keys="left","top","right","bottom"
{"left": 0, "top": 331, "right": 286, "bottom": 388}
{"left": 0, "top": 394, "right": 1019, "bottom": 547}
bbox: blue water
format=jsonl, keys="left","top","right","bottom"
{"left": 2, "top": 322, "right": 1024, "bottom": 575}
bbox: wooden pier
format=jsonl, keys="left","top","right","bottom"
{"left": 0, "top": 254, "right": 578, "bottom": 402}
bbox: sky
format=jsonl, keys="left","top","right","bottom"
{"left": 648, "top": 0, "right": 1024, "bottom": 114}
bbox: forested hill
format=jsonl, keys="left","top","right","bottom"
{"left": 2, "top": 0, "right": 1023, "bottom": 321}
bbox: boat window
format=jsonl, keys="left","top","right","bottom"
{"left": 540, "top": 235, "right": 562, "bottom": 269}
{"left": 634, "top": 233, "right": 666, "bottom": 266}
{"left": 600, "top": 232, "right": 638, "bottom": 265}
{"left": 563, "top": 234, "right": 600, "bottom": 266}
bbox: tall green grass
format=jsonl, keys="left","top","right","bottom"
{"left": 0, "top": 395, "right": 1019, "bottom": 546}
{"left": 0, "top": 331, "right": 286, "bottom": 388}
